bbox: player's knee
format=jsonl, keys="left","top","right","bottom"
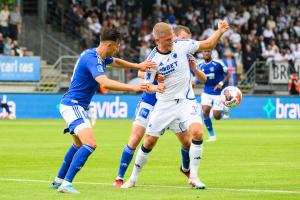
{"left": 144, "top": 135, "right": 157, "bottom": 149}
{"left": 189, "top": 126, "right": 204, "bottom": 140}
{"left": 213, "top": 111, "right": 222, "bottom": 120}
{"left": 214, "top": 115, "right": 222, "bottom": 120}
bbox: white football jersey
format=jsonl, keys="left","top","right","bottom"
{"left": 145, "top": 39, "right": 200, "bottom": 101}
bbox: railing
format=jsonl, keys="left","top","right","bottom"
{"left": 40, "top": 33, "right": 79, "bottom": 64}
{"left": 238, "top": 61, "right": 258, "bottom": 94}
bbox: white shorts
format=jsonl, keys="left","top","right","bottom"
{"left": 146, "top": 98, "right": 202, "bottom": 137}
{"left": 133, "top": 101, "right": 154, "bottom": 128}
{"left": 60, "top": 104, "right": 91, "bottom": 135}
{"left": 201, "top": 92, "right": 224, "bottom": 111}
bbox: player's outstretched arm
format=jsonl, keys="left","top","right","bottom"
{"left": 111, "top": 58, "right": 156, "bottom": 71}
{"left": 197, "top": 20, "right": 229, "bottom": 51}
{"left": 95, "top": 75, "right": 147, "bottom": 92}
{"left": 188, "top": 57, "right": 206, "bottom": 83}
{"left": 146, "top": 83, "right": 165, "bottom": 93}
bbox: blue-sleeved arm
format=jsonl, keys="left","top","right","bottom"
{"left": 86, "top": 56, "right": 106, "bottom": 78}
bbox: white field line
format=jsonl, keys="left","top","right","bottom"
{"left": 0, "top": 178, "right": 299, "bottom": 195}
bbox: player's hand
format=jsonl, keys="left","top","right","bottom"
{"left": 188, "top": 59, "right": 197, "bottom": 71}
{"left": 146, "top": 83, "right": 165, "bottom": 93}
{"left": 214, "top": 83, "right": 223, "bottom": 90}
{"left": 218, "top": 20, "right": 229, "bottom": 34}
{"left": 133, "top": 83, "right": 148, "bottom": 92}
{"left": 137, "top": 61, "right": 157, "bottom": 71}
{"left": 156, "top": 73, "right": 164, "bottom": 83}
{"left": 156, "top": 83, "right": 165, "bottom": 93}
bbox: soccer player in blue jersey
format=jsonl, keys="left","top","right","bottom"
{"left": 50, "top": 28, "right": 157, "bottom": 194}
{"left": 198, "top": 49, "right": 231, "bottom": 142}
{"left": 113, "top": 25, "right": 206, "bottom": 188}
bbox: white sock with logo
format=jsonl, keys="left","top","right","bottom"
{"left": 129, "top": 146, "right": 150, "bottom": 182}
{"left": 189, "top": 140, "right": 203, "bottom": 178}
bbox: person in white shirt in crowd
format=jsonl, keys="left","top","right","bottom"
{"left": 0, "top": 5, "right": 10, "bottom": 37}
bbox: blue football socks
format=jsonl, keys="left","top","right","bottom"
{"left": 57, "top": 144, "right": 79, "bottom": 179}
{"left": 64, "top": 144, "right": 94, "bottom": 183}
{"left": 117, "top": 144, "right": 136, "bottom": 179}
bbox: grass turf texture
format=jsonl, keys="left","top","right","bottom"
{"left": 0, "top": 119, "right": 299, "bottom": 200}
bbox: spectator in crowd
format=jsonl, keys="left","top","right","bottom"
{"left": 0, "top": 5, "right": 10, "bottom": 37}
{"left": 45, "top": 0, "right": 300, "bottom": 84}
{"left": 9, "top": 6, "right": 22, "bottom": 41}
{"left": 0, "top": 32, "right": 4, "bottom": 54}
{"left": 3, "top": 36, "right": 12, "bottom": 55}
{"left": 288, "top": 73, "right": 299, "bottom": 96}
{"left": 243, "top": 44, "right": 257, "bottom": 73}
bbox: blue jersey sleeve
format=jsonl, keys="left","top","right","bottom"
{"left": 217, "top": 61, "right": 228, "bottom": 75}
{"left": 87, "top": 57, "right": 106, "bottom": 78}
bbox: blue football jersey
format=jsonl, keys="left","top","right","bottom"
{"left": 141, "top": 80, "right": 158, "bottom": 106}
{"left": 198, "top": 60, "right": 228, "bottom": 95}
{"left": 61, "top": 48, "right": 113, "bottom": 109}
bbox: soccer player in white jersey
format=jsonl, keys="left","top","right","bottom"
{"left": 50, "top": 28, "right": 157, "bottom": 194}
{"left": 197, "top": 49, "right": 231, "bottom": 142}
{"left": 121, "top": 21, "right": 229, "bottom": 189}
{"left": 113, "top": 25, "right": 206, "bottom": 188}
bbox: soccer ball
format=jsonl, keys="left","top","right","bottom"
{"left": 220, "top": 86, "right": 242, "bottom": 108}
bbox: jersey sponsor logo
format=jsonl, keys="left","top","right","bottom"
{"left": 89, "top": 96, "right": 128, "bottom": 118}
{"left": 206, "top": 73, "right": 215, "bottom": 79}
{"left": 159, "top": 61, "right": 178, "bottom": 76}
{"left": 138, "top": 107, "right": 150, "bottom": 119}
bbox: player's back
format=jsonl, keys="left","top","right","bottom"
{"left": 199, "top": 60, "right": 228, "bottom": 95}
{"left": 61, "top": 48, "right": 112, "bottom": 109}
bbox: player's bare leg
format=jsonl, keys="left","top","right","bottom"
{"left": 121, "top": 135, "right": 159, "bottom": 188}
{"left": 188, "top": 122, "right": 206, "bottom": 189}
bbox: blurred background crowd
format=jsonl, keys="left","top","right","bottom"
{"left": 47, "top": 0, "right": 300, "bottom": 82}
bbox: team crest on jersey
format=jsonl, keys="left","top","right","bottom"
{"left": 173, "top": 53, "right": 177, "bottom": 59}
{"left": 209, "top": 67, "right": 214, "bottom": 72}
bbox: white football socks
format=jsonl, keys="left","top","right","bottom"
{"left": 189, "top": 142, "right": 203, "bottom": 178}
{"left": 129, "top": 147, "right": 149, "bottom": 182}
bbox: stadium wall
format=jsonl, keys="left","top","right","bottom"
{"left": 0, "top": 94, "right": 299, "bottom": 119}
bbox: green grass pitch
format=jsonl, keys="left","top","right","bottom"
{"left": 0, "top": 119, "right": 299, "bottom": 200}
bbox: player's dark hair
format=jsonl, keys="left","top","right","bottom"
{"left": 100, "top": 28, "right": 121, "bottom": 42}
{"left": 173, "top": 25, "right": 191, "bottom": 36}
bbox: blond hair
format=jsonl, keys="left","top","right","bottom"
{"left": 153, "top": 22, "right": 172, "bottom": 38}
